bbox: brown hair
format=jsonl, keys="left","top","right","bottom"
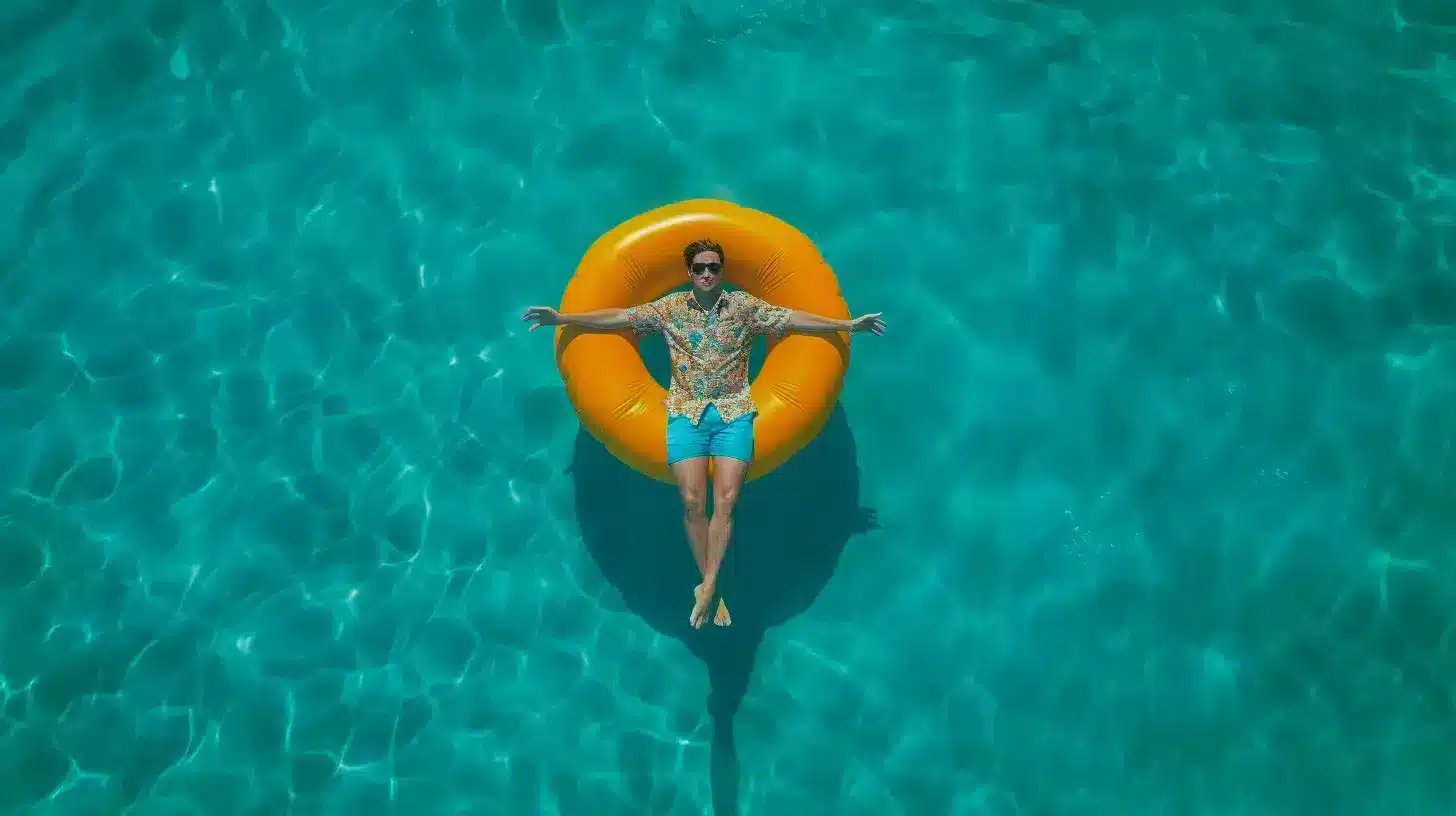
{"left": 682, "top": 239, "right": 725, "bottom": 268}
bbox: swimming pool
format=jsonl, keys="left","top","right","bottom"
{"left": 1, "top": 0, "right": 1453, "bottom": 813}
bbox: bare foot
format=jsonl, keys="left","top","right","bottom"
{"left": 691, "top": 583, "right": 718, "bottom": 630}
{"left": 714, "top": 598, "right": 732, "bottom": 627}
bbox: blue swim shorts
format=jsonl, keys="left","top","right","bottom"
{"left": 666, "top": 405, "right": 755, "bottom": 465}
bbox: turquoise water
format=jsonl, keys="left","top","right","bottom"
{"left": 2, "top": 0, "right": 1455, "bottom": 813}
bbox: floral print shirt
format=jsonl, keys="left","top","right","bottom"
{"left": 624, "top": 290, "right": 793, "bottom": 424}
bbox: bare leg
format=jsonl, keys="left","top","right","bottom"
{"left": 691, "top": 456, "right": 749, "bottom": 630}
{"left": 671, "top": 459, "right": 730, "bottom": 626}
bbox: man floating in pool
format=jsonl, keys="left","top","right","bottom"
{"left": 523, "top": 239, "right": 885, "bottom": 629}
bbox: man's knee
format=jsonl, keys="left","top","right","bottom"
{"left": 680, "top": 487, "right": 707, "bottom": 520}
{"left": 712, "top": 484, "right": 741, "bottom": 516}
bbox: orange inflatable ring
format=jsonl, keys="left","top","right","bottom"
{"left": 555, "top": 199, "right": 851, "bottom": 485}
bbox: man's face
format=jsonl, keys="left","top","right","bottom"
{"left": 688, "top": 251, "right": 723, "bottom": 294}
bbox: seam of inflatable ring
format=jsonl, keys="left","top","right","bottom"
{"left": 757, "top": 249, "right": 790, "bottom": 295}
{"left": 770, "top": 378, "right": 805, "bottom": 411}
{"left": 611, "top": 379, "right": 650, "bottom": 420}
{"left": 622, "top": 254, "right": 652, "bottom": 294}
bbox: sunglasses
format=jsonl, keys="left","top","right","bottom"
{"left": 690, "top": 261, "right": 722, "bottom": 275}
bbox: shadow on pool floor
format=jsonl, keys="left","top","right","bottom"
{"left": 571, "top": 404, "right": 876, "bottom": 815}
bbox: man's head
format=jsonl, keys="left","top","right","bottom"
{"left": 683, "top": 238, "right": 725, "bottom": 295}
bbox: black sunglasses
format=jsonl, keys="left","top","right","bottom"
{"left": 690, "top": 261, "right": 722, "bottom": 275}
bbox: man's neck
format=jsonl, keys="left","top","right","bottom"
{"left": 692, "top": 290, "right": 722, "bottom": 311}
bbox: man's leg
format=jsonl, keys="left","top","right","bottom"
{"left": 670, "top": 456, "right": 711, "bottom": 573}
{"left": 669, "top": 413, "right": 730, "bottom": 628}
{"left": 692, "top": 455, "right": 748, "bottom": 629}
{"left": 671, "top": 458, "right": 730, "bottom": 626}
{"left": 690, "top": 408, "right": 755, "bottom": 629}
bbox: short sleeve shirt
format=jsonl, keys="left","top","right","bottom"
{"left": 623, "top": 290, "right": 792, "bottom": 424}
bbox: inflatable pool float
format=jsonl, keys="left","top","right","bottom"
{"left": 555, "top": 199, "right": 851, "bottom": 484}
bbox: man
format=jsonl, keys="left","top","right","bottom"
{"left": 523, "top": 239, "right": 885, "bottom": 629}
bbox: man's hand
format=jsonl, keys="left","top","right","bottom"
{"left": 850, "top": 313, "right": 886, "bottom": 335}
{"left": 522, "top": 306, "right": 561, "bottom": 331}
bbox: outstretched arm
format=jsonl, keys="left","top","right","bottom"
{"left": 741, "top": 294, "right": 886, "bottom": 337}
{"left": 785, "top": 310, "right": 886, "bottom": 336}
{"left": 559, "top": 308, "right": 631, "bottom": 330}
{"left": 785, "top": 311, "right": 852, "bottom": 334}
{"left": 521, "top": 306, "right": 632, "bottom": 332}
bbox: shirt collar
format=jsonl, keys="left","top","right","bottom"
{"left": 684, "top": 291, "right": 729, "bottom": 313}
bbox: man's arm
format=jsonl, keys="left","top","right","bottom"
{"left": 741, "top": 294, "right": 885, "bottom": 337}
{"left": 559, "top": 308, "right": 631, "bottom": 330}
{"left": 784, "top": 311, "right": 853, "bottom": 334}
{"left": 786, "top": 311, "right": 886, "bottom": 335}
{"left": 522, "top": 306, "right": 640, "bottom": 332}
